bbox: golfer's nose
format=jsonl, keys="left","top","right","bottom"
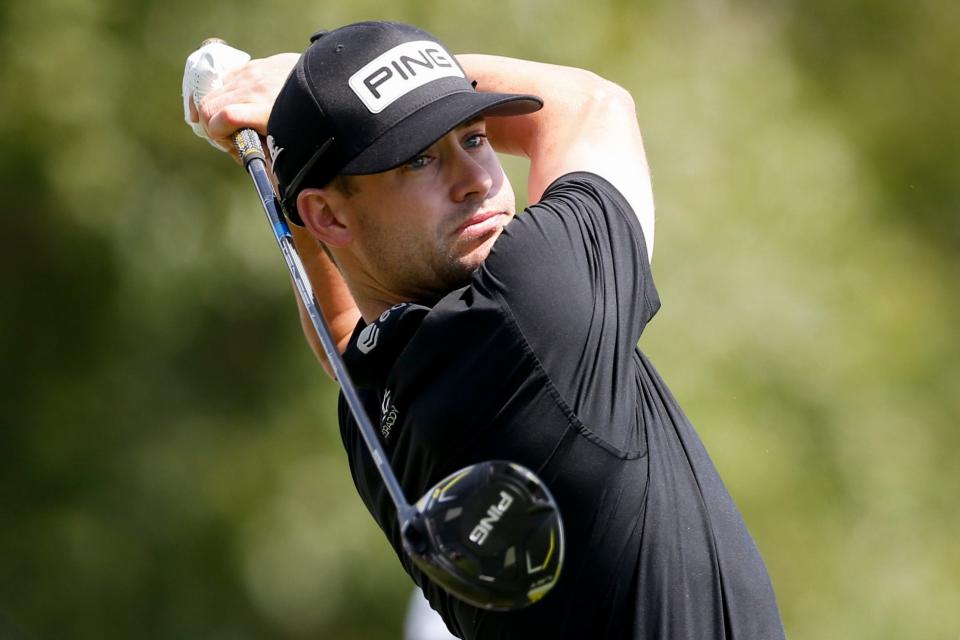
{"left": 450, "top": 153, "right": 493, "bottom": 203}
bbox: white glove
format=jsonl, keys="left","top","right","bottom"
{"left": 182, "top": 40, "right": 251, "bottom": 151}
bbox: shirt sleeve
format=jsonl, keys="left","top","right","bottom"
{"left": 473, "top": 172, "right": 660, "bottom": 444}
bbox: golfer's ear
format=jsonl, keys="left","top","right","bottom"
{"left": 297, "top": 188, "right": 352, "bottom": 247}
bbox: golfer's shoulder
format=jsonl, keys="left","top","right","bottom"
{"left": 499, "top": 171, "right": 649, "bottom": 258}
{"left": 534, "top": 170, "right": 636, "bottom": 215}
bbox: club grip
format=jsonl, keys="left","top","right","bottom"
{"left": 233, "top": 129, "right": 265, "bottom": 167}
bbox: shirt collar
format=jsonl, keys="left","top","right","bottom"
{"left": 342, "top": 302, "right": 431, "bottom": 388}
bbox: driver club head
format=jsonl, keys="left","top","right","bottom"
{"left": 401, "top": 461, "right": 564, "bottom": 611}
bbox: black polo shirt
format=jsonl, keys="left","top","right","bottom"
{"left": 338, "top": 172, "right": 785, "bottom": 639}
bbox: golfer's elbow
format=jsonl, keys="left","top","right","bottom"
{"left": 564, "top": 69, "right": 635, "bottom": 116}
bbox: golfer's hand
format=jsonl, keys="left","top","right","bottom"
{"left": 192, "top": 53, "right": 300, "bottom": 162}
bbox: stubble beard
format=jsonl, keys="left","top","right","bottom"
{"left": 405, "top": 221, "right": 505, "bottom": 302}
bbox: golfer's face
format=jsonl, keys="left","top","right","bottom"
{"left": 346, "top": 118, "right": 516, "bottom": 300}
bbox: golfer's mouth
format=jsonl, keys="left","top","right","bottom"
{"left": 454, "top": 210, "right": 508, "bottom": 237}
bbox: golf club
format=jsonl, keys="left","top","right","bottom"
{"left": 229, "top": 126, "right": 565, "bottom": 610}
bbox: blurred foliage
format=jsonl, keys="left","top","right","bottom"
{"left": 1, "top": 0, "right": 957, "bottom": 638}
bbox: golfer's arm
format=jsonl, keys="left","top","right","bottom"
{"left": 195, "top": 53, "right": 359, "bottom": 377}
{"left": 458, "top": 54, "right": 654, "bottom": 259}
{"left": 290, "top": 212, "right": 361, "bottom": 380}
{"left": 259, "top": 150, "right": 358, "bottom": 380}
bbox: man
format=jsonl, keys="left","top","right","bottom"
{"left": 195, "top": 21, "right": 785, "bottom": 639}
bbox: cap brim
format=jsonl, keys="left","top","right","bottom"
{"left": 341, "top": 91, "right": 542, "bottom": 175}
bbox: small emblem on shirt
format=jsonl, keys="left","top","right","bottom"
{"left": 380, "top": 303, "right": 407, "bottom": 322}
{"left": 266, "top": 135, "right": 284, "bottom": 164}
{"left": 357, "top": 303, "right": 410, "bottom": 355}
{"left": 380, "top": 389, "right": 399, "bottom": 439}
{"left": 357, "top": 323, "right": 379, "bottom": 354}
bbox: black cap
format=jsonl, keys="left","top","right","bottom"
{"left": 267, "top": 21, "right": 543, "bottom": 225}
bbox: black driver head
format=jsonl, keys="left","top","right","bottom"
{"left": 401, "top": 461, "right": 564, "bottom": 610}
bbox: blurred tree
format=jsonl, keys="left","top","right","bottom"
{"left": 773, "top": 0, "right": 960, "bottom": 246}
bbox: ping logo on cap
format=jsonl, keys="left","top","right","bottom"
{"left": 348, "top": 40, "right": 465, "bottom": 114}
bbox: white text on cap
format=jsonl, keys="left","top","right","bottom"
{"left": 348, "top": 40, "right": 465, "bottom": 114}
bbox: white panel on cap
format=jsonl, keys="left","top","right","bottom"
{"left": 348, "top": 40, "right": 465, "bottom": 114}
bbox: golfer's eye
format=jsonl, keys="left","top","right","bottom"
{"left": 464, "top": 134, "right": 487, "bottom": 149}
{"left": 405, "top": 154, "right": 432, "bottom": 170}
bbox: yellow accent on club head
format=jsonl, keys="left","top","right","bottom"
{"left": 431, "top": 467, "right": 471, "bottom": 500}
{"left": 525, "top": 529, "right": 556, "bottom": 573}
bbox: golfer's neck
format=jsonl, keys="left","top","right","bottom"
{"left": 346, "top": 278, "right": 412, "bottom": 324}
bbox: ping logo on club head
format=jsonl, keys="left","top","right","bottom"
{"left": 348, "top": 40, "right": 465, "bottom": 114}
{"left": 469, "top": 491, "right": 514, "bottom": 546}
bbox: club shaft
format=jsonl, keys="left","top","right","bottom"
{"left": 234, "top": 129, "right": 415, "bottom": 521}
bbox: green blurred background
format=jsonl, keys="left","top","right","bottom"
{"left": 1, "top": 0, "right": 957, "bottom": 637}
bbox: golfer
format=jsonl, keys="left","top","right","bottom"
{"left": 195, "top": 20, "right": 785, "bottom": 639}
